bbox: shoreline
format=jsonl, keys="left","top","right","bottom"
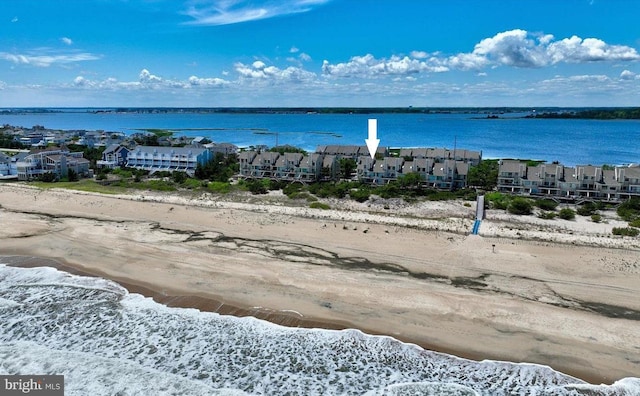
{"left": 1, "top": 183, "right": 639, "bottom": 385}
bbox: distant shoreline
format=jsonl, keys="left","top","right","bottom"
{"left": 2, "top": 106, "right": 639, "bottom": 117}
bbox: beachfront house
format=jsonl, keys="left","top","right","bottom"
{"left": 16, "top": 148, "right": 90, "bottom": 181}
{"left": 126, "top": 146, "right": 212, "bottom": 176}
{"left": 97, "top": 144, "right": 130, "bottom": 169}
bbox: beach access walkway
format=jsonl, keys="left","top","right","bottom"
{"left": 471, "top": 194, "right": 485, "bottom": 235}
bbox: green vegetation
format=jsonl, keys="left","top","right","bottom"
{"left": 507, "top": 197, "right": 533, "bottom": 215}
{"left": 467, "top": 160, "right": 499, "bottom": 190}
{"left": 338, "top": 158, "right": 357, "bottom": 179}
{"left": 0, "top": 131, "right": 27, "bottom": 149}
{"left": 268, "top": 145, "right": 307, "bottom": 155}
{"left": 591, "top": 214, "right": 602, "bottom": 223}
{"left": 207, "top": 181, "right": 231, "bottom": 194}
{"left": 558, "top": 208, "right": 576, "bottom": 220}
{"left": 485, "top": 192, "right": 510, "bottom": 210}
{"left": 612, "top": 227, "right": 640, "bottom": 237}
{"left": 535, "top": 199, "right": 558, "bottom": 211}
{"left": 629, "top": 219, "right": 640, "bottom": 228}
{"left": 538, "top": 211, "right": 557, "bottom": 220}
{"left": 577, "top": 201, "right": 602, "bottom": 216}
{"left": 309, "top": 202, "right": 330, "bottom": 210}
{"left": 349, "top": 187, "right": 371, "bottom": 203}
{"left": 195, "top": 153, "right": 239, "bottom": 182}
{"left": 617, "top": 198, "right": 640, "bottom": 222}
{"left": 528, "top": 108, "right": 640, "bottom": 120}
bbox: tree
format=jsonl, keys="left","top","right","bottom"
{"left": 467, "top": 160, "right": 499, "bottom": 190}
{"left": 338, "top": 158, "right": 357, "bottom": 180}
{"left": 397, "top": 172, "right": 424, "bottom": 189}
{"left": 67, "top": 168, "right": 78, "bottom": 182}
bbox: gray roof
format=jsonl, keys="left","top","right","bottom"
{"left": 133, "top": 146, "right": 208, "bottom": 156}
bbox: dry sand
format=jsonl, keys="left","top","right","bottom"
{"left": 1, "top": 183, "right": 639, "bottom": 384}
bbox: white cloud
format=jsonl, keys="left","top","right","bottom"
{"left": 235, "top": 61, "right": 316, "bottom": 83}
{"left": 0, "top": 51, "right": 99, "bottom": 67}
{"left": 11, "top": 17, "right": 18, "bottom": 23}
{"left": 188, "top": 75, "right": 227, "bottom": 87}
{"left": 72, "top": 70, "right": 229, "bottom": 91}
{"left": 410, "top": 51, "right": 429, "bottom": 59}
{"left": 290, "top": 46, "right": 299, "bottom": 53}
{"left": 61, "top": 37, "right": 73, "bottom": 46}
{"left": 139, "top": 69, "right": 163, "bottom": 83}
{"left": 298, "top": 52, "right": 311, "bottom": 62}
{"left": 183, "top": 0, "right": 331, "bottom": 26}
{"left": 447, "top": 29, "right": 640, "bottom": 70}
{"left": 322, "top": 53, "right": 448, "bottom": 78}
{"left": 620, "top": 70, "right": 637, "bottom": 80}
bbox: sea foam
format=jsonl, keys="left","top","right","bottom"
{"left": 1, "top": 263, "right": 638, "bottom": 396}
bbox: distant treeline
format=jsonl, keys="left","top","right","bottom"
{"left": 526, "top": 108, "right": 640, "bottom": 120}
{"left": 105, "top": 107, "right": 535, "bottom": 115}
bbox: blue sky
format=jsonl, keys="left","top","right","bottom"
{"left": 2, "top": 0, "right": 640, "bottom": 107}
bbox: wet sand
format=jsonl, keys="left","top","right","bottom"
{"left": 1, "top": 184, "right": 639, "bottom": 385}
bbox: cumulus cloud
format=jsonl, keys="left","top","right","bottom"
{"left": 290, "top": 46, "right": 299, "bottom": 53}
{"left": 298, "top": 52, "right": 311, "bottom": 62}
{"left": 61, "top": 37, "right": 73, "bottom": 46}
{"left": 410, "top": 51, "right": 429, "bottom": 59}
{"left": 235, "top": 61, "right": 316, "bottom": 82}
{"left": 447, "top": 29, "right": 640, "bottom": 70}
{"left": 73, "top": 70, "right": 229, "bottom": 91}
{"left": 139, "top": 69, "right": 162, "bottom": 83}
{"left": 322, "top": 53, "right": 448, "bottom": 78}
{"left": 183, "top": 0, "right": 331, "bottom": 26}
{"left": 620, "top": 70, "right": 637, "bottom": 80}
{"left": 188, "top": 76, "right": 227, "bottom": 86}
{"left": 0, "top": 51, "right": 99, "bottom": 67}
{"left": 11, "top": 17, "right": 18, "bottom": 23}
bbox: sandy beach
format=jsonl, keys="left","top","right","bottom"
{"left": 1, "top": 183, "right": 639, "bottom": 385}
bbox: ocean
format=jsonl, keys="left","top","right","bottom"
{"left": 1, "top": 111, "right": 639, "bottom": 166}
{"left": 1, "top": 262, "right": 639, "bottom": 396}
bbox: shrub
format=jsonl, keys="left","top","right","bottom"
{"left": 535, "top": 199, "right": 558, "bottom": 211}
{"left": 591, "top": 214, "right": 602, "bottom": 223}
{"left": 629, "top": 219, "right": 640, "bottom": 228}
{"left": 208, "top": 181, "right": 231, "bottom": 194}
{"left": 617, "top": 198, "right": 640, "bottom": 221}
{"left": 283, "top": 183, "right": 304, "bottom": 198}
{"left": 246, "top": 179, "right": 268, "bottom": 195}
{"left": 349, "top": 188, "right": 371, "bottom": 203}
{"left": 171, "top": 171, "right": 188, "bottom": 184}
{"left": 577, "top": 202, "right": 598, "bottom": 216}
{"left": 486, "top": 192, "right": 510, "bottom": 210}
{"left": 309, "top": 202, "right": 330, "bottom": 210}
{"left": 507, "top": 197, "right": 532, "bottom": 215}
{"left": 612, "top": 227, "right": 640, "bottom": 237}
{"left": 181, "top": 178, "right": 201, "bottom": 190}
{"left": 141, "top": 180, "right": 176, "bottom": 191}
{"left": 558, "top": 208, "right": 576, "bottom": 220}
{"left": 538, "top": 211, "right": 557, "bottom": 220}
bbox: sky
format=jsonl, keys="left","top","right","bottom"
{"left": 2, "top": 0, "right": 640, "bottom": 107}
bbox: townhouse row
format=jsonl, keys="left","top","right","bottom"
{"left": 498, "top": 160, "right": 640, "bottom": 200}
{"left": 239, "top": 145, "right": 482, "bottom": 188}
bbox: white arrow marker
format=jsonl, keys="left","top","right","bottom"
{"left": 365, "top": 118, "right": 380, "bottom": 159}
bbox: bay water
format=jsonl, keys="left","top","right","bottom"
{"left": 2, "top": 111, "right": 639, "bottom": 166}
